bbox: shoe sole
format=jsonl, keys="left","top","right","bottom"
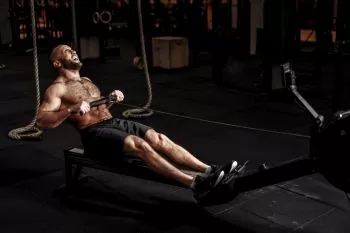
{"left": 228, "top": 161, "right": 238, "bottom": 173}
{"left": 214, "top": 171, "right": 225, "bottom": 187}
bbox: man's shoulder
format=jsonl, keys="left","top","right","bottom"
{"left": 81, "top": 77, "right": 92, "bottom": 82}
{"left": 46, "top": 79, "right": 67, "bottom": 96}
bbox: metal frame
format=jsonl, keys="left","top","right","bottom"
{"left": 63, "top": 147, "right": 189, "bottom": 189}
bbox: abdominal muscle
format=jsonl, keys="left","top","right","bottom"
{"left": 67, "top": 105, "right": 113, "bottom": 129}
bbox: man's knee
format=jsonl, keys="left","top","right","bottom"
{"left": 124, "top": 135, "right": 152, "bottom": 155}
{"left": 145, "top": 130, "right": 172, "bottom": 150}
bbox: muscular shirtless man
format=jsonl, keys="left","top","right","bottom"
{"left": 36, "top": 44, "right": 238, "bottom": 202}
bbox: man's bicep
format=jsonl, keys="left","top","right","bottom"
{"left": 40, "top": 87, "right": 63, "bottom": 112}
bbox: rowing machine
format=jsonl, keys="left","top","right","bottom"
{"left": 57, "top": 67, "right": 350, "bottom": 205}
{"left": 199, "top": 62, "right": 350, "bottom": 205}
{"left": 282, "top": 62, "right": 350, "bottom": 194}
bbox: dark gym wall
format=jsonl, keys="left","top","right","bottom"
{"left": 336, "top": 0, "right": 350, "bottom": 52}
{"left": 75, "top": 0, "right": 100, "bottom": 37}
{"left": 263, "top": 0, "right": 298, "bottom": 63}
{"left": 261, "top": 0, "right": 298, "bottom": 91}
{"left": 0, "top": 1, "right": 11, "bottom": 45}
{"left": 315, "top": 0, "right": 334, "bottom": 53}
{"left": 333, "top": 0, "right": 350, "bottom": 111}
{"left": 237, "top": 0, "right": 251, "bottom": 57}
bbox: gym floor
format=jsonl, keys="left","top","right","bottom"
{"left": 0, "top": 42, "right": 349, "bottom": 233}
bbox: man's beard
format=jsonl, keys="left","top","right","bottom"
{"left": 61, "top": 59, "right": 83, "bottom": 70}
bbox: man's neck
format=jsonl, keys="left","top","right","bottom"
{"left": 59, "top": 69, "right": 81, "bottom": 81}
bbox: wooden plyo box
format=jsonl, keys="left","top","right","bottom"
{"left": 152, "top": 37, "right": 189, "bottom": 69}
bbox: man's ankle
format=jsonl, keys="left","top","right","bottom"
{"left": 190, "top": 175, "right": 203, "bottom": 189}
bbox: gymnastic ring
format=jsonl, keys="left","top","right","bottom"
{"left": 100, "top": 11, "right": 112, "bottom": 24}
{"left": 92, "top": 12, "right": 100, "bottom": 24}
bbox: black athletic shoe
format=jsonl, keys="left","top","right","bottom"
{"left": 193, "top": 169, "right": 225, "bottom": 202}
{"left": 210, "top": 160, "right": 238, "bottom": 175}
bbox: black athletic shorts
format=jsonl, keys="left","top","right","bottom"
{"left": 79, "top": 118, "right": 152, "bottom": 161}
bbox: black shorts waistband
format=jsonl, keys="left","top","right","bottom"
{"left": 79, "top": 118, "right": 115, "bottom": 133}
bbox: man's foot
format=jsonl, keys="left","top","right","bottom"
{"left": 209, "top": 160, "right": 238, "bottom": 175}
{"left": 193, "top": 169, "right": 225, "bottom": 202}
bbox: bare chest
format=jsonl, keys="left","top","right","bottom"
{"left": 63, "top": 80, "right": 101, "bottom": 104}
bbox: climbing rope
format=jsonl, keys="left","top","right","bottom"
{"left": 122, "top": 0, "right": 154, "bottom": 119}
{"left": 8, "top": 0, "right": 43, "bottom": 140}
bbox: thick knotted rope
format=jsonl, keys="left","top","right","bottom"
{"left": 122, "top": 0, "right": 154, "bottom": 119}
{"left": 8, "top": 0, "right": 43, "bottom": 140}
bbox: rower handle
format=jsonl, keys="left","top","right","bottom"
{"left": 79, "top": 96, "right": 116, "bottom": 115}
{"left": 90, "top": 96, "right": 115, "bottom": 108}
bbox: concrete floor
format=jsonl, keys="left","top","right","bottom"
{"left": 0, "top": 43, "right": 349, "bottom": 233}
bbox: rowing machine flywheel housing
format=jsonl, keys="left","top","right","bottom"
{"left": 311, "top": 110, "right": 350, "bottom": 193}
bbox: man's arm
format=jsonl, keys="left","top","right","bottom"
{"left": 36, "top": 84, "right": 70, "bottom": 129}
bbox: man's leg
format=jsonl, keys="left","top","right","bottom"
{"left": 143, "top": 129, "right": 237, "bottom": 174}
{"left": 123, "top": 134, "right": 224, "bottom": 190}
{"left": 144, "top": 129, "right": 209, "bottom": 172}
